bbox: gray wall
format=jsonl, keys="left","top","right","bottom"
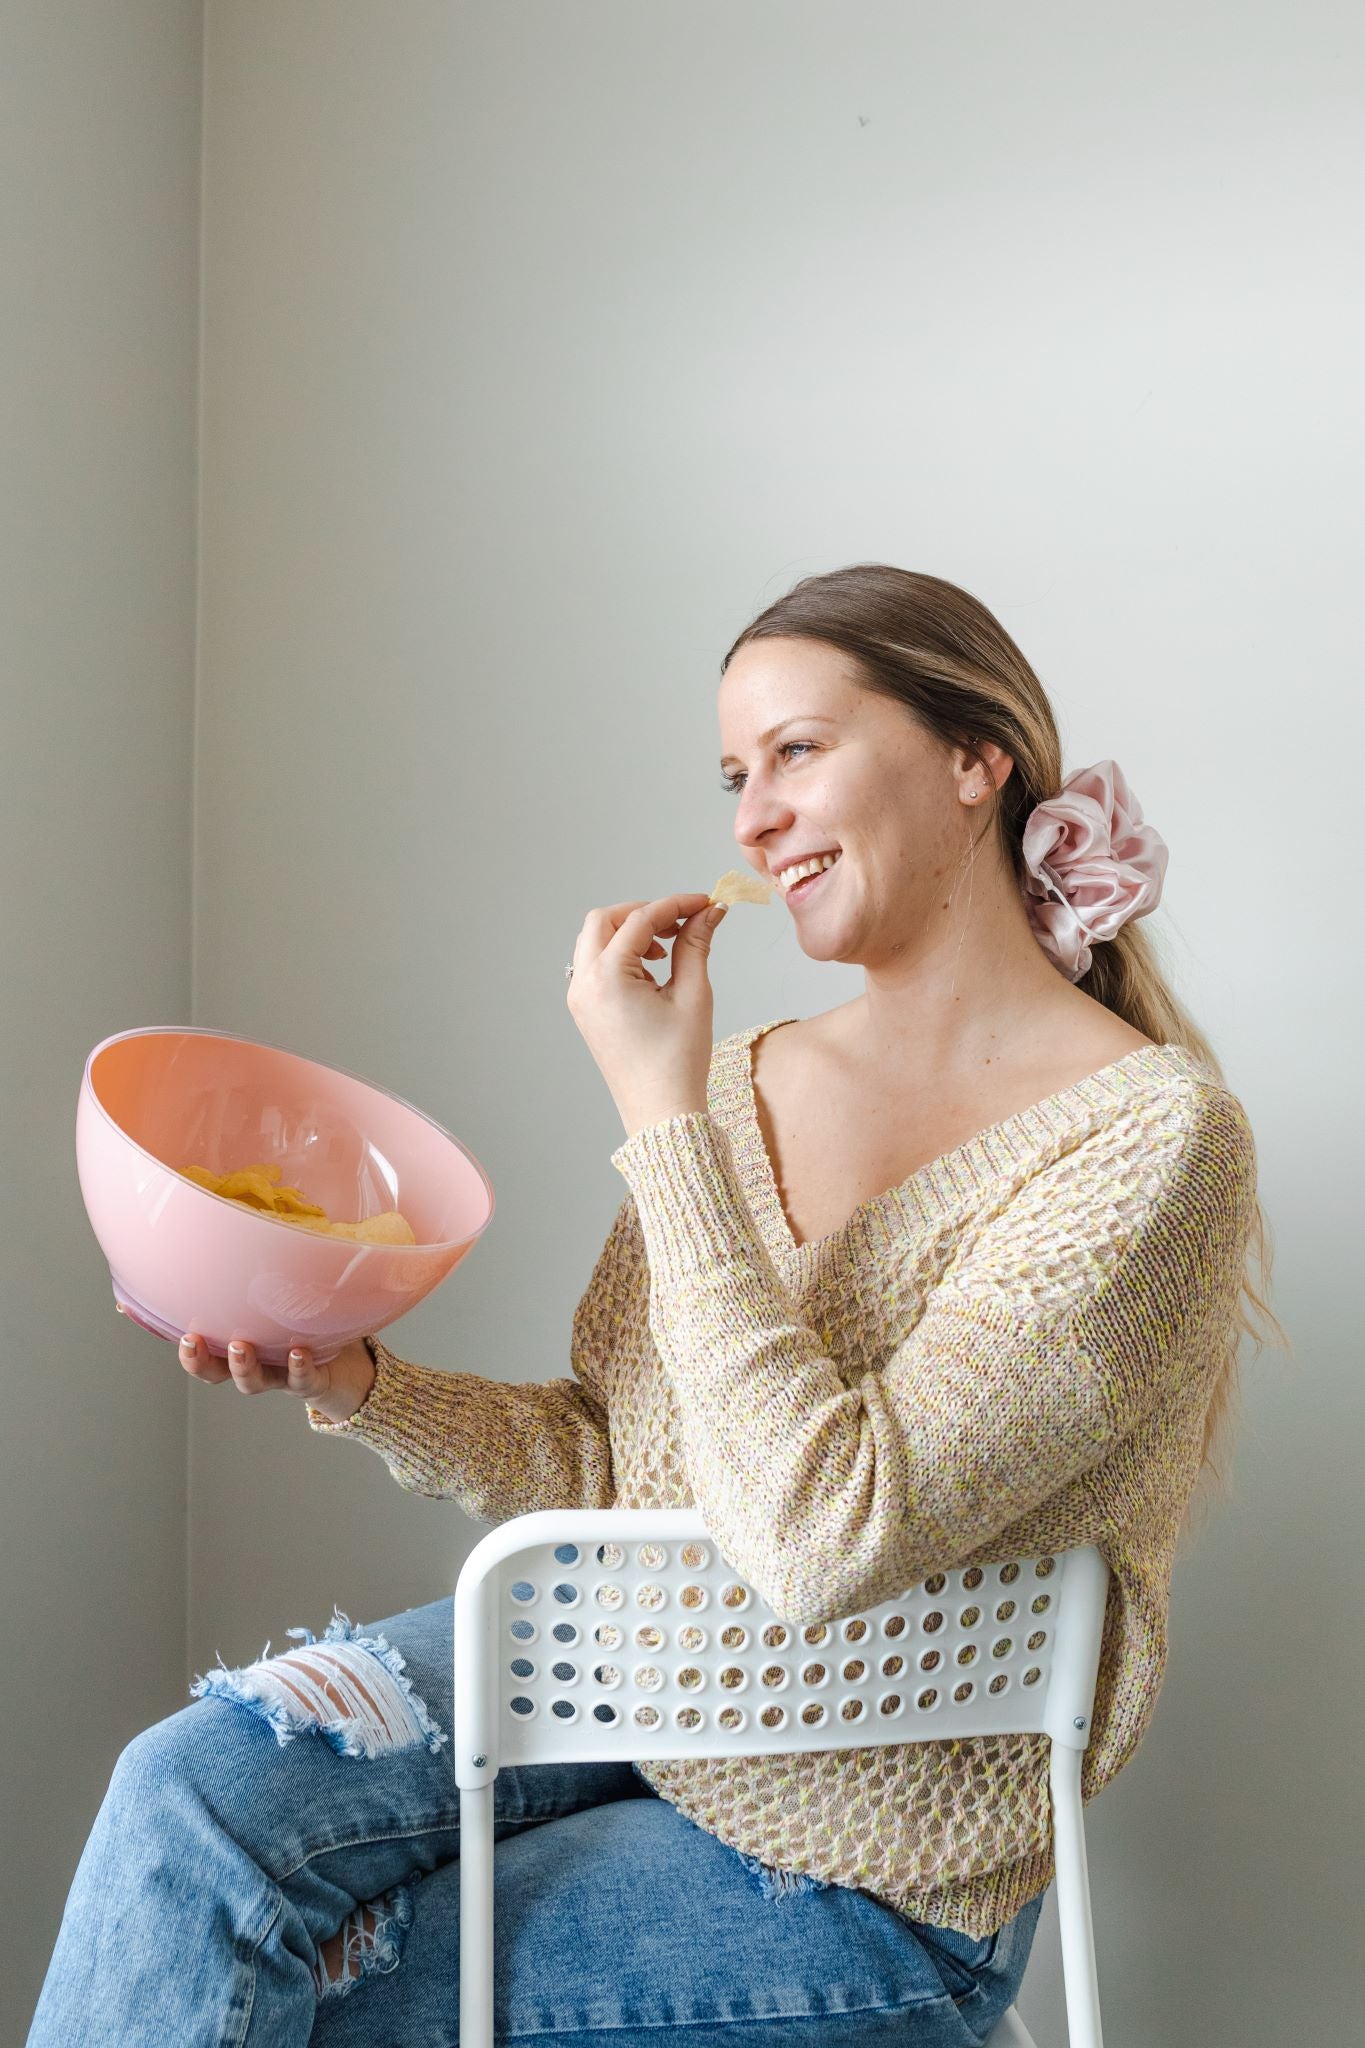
{"left": 0, "top": 1, "right": 204, "bottom": 2039}
{"left": 9, "top": 2, "right": 1359, "bottom": 2041}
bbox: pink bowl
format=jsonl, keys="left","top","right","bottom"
{"left": 76, "top": 1027, "right": 495, "bottom": 1368}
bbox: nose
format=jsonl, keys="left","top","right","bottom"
{"left": 733, "top": 778, "right": 794, "bottom": 867}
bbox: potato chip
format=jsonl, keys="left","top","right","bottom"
{"left": 709, "top": 868, "right": 775, "bottom": 907}
{"left": 177, "top": 1160, "right": 417, "bottom": 1245}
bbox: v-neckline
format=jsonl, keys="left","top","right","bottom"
{"left": 736, "top": 1016, "right": 1213, "bottom": 1261}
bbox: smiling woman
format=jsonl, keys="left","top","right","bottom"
{"left": 32, "top": 563, "right": 1286, "bottom": 2048}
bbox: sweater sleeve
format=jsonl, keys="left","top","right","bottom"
{"left": 609, "top": 1085, "right": 1257, "bottom": 1625}
{"left": 302, "top": 1195, "right": 641, "bottom": 1522}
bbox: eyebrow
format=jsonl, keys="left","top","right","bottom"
{"left": 719, "top": 715, "right": 840, "bottom": 771}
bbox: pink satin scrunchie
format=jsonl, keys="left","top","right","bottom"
{"left": 1020, "top": 759, "right": 1168, "bottom": 983}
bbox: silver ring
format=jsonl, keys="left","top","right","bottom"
{"left": 564, "top": 963, "right": 574, "bottom": 981}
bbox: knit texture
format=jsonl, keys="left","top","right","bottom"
{"left": 307, "top": 1019, "right": 1257, "bottom": 1935}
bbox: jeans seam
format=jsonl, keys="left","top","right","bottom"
{"left": 499, "top": 1983, "right": 987, "bottom": 2040}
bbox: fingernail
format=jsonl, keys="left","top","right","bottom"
{"left": 706, "top": 904, "right": 727, "bottom": 926}
{"left": 180, "top": 1335, "right": 197, "bottom": 1355}
{"left": 229, "top": 1342, "right": 245, "bottom": 1360}
{"left": 288, "top": 1349, "right": 304, "bottom": 1367}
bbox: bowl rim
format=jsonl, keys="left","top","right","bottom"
{"left": 81, "top": 1024, "right": 496, "bottom": 1255}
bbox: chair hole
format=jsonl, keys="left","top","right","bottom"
{"left": 842, "top": 1617, "right": 869, "bottom": 1642}
{"left": 680, "top": 1584, "right": 708, "bottom": 1611}
{"left": 838, "top": 1698, "right": 863, "bottom": 1722}
{"left": 551, "top": 1622, "right": 578, "bottom": 1645}
{"left": 841, "top": 1659, "right": 866, "bottom": 1683}
{"left": 593, "top": 1663, "right": 621, "bottom": 1688}
{"left": 681, "top": 1542, "right": 710, "bottom": 1569}
{"left": 999, "top": 1563, "right": 1020, "bottom": 1584}
{"left": 922, "top": 1610, "right": 945, "bottom": 1634}
{"left": 509, "top": 1695, "right": 535, "bottom": 1717}
{"left": 762, "top": 1623, "right": 790, "bottom": 1648}
{"left": 675, "top": 1706, "right": 703, "bottom": 1730}
{"left": 552, "top": 1543, "right": 581, "bottom": 1565}
{"left": 1034, "top": 1557, "right": 1056, "bottom": 1578}
{"left": 919, "top": 1648, "right": 942, "bottom": 1672}
{"left": 634, "top": 1664, "right": 663, "bottom": 1691}
{"left": 509, "top": 1657, "right": 534, "bottom": 1678}
{"left": 802, "top": 1622, "right": 829, "bottom": 1645}
{"left": 959, "top": 1605, "right": 981, "bottom": 1628}
{"left": 953, "top": 1681, "right": 975, "bottom": 1704}
{"left": 956, "top": 1644, "right": 977, "bottom": 1667}
{"left": 719, "top": 1704, "right": 746, "bottom": 1731}
{"left": 636, "top": 1584, "right": 666, "bottom": 1611}
{"left": 1031, "top": 1594, "right": 1052, "bottom": 1615}
{"left": 995, "top": 1599, "right": 1017, "bottom": 1622}
{"left": 802, "top": 1701, "right": 827, "bottom": 1726}
{"left": 510, "top": 1619, "right": 535, "bottom": 1641}
{"left": 637, "top": 1543, "right": 667, "bottom": 1568}
{"left": 923, "top": 1573, "right": 947, "bottom": 1595}
{"left": 1022, "top": 1667, "right": 1042, "bottom": 1686}
{"left": 720, "top": 1665, "right": 748, "bottom": 1690}
{"left": 882, "top": 1613, "right": 906, "bottom": 1638}
{"left": 633, "top": 1625, "right": 662, "bottom": 1650}
{"left": 988, "top": 1674, "right": 1009, "bottom": 1695}
{"left": 760, "top": 1664, "right": 788, "bottom": 1689}
{"left": 760, "top": 1704, "right": 787, "bottom": 1728}
{"left": 595, "top": 1543, "right": 624, "bottom": 1568}
{"left": 592, "top": 1702, "right": 619, "bottom": 1724}
{"left": 1027, "top": 1630, "right": 1047, "bottom": 1651}
{"left": 881, "top": 1654, "right": 904, "bottom": 1678}
{"left": 916, "top": 1687, "right": 939, "bottom": 1710}
{"left": 550, "top": 1699, "right": 577, "bottom": 1720}
{"left": 677, "top": 1625, "right": 706, "bottom": 1652}
{"left": 720, "top": 1584, "right": 749, "bottom": 1609}
{"left": 634, "top": 1704, "right": 660, "bottom": 1729}
{"left": 594, "top": 1583, "right": 624, "bottom": 1611}
{"left": 992, "top": 1637, "right": 1014, "bottom": 1659}
{"left": 550, "top": 1661, "right": 577, "bottom": 1683}
{"left": 962, "top": 1568, "right": 984, "bottom": 1590}
{"left": 510, "top": 1580, "right": 536, "bottom": 1605}
{"left": 802, "top": 1662, "right": 828, "bottom": 1686}
{"left": 879, "top": 1692, "right": 902, "bottom": 1715}
{"left": 721, "top": 1625, "right": 749, "bottom": 1649}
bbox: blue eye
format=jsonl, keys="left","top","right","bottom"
{"left": 720, "top": 740, "right": 813, "bottom": 795}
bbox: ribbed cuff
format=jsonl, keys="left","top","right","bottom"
{"left": 609, "top": 1112, "right": 764, "bottom": 1287}
{"left": 306, "top": 1335, "right": 416, "bottom": 1451}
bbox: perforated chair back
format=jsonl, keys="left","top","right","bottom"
{"left": 454, "top": 1509, "right": 1109, "bottom": 2047}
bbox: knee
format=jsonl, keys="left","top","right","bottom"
{"left": 187, "top": 1607, "right": 448, "bottom": 1761}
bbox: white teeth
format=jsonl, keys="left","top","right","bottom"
{"left": 777, "top": 851, "right": 840, "bottom": 891}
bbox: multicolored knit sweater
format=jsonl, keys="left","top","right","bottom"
{"left": 307, "top": 1019, "right": 1258, "bottom": 1935}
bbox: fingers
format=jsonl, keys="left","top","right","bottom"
{"left": 225, "top": 1339, "right": 276, "bottom": 1394}
{"left": 179, "top": 1333, "right": 231, "bottom": 1384}
{"left": 285, "top": 1346, "right": 327, "bottom": 1398}
{"left": 577, "top": 895, "right": 712, "bottom": 967}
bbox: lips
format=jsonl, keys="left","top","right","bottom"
{"left": 784, "top": 861, "right": 838, "bottom": 906}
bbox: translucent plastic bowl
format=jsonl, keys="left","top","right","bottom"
{"left": 76, "top": 1027, "right": 495, "bottom": 1368}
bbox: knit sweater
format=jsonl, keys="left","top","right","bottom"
{"left": 306, "top": 1018, "right": 1258, "bottom": 1935}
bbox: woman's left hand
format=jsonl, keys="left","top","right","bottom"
{"left": 567, "top": 892, "right": 728, "bottom": 1139}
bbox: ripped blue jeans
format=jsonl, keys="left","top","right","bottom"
{"left": 28, "top": 1595, "right": 1043, "bottom": 2045}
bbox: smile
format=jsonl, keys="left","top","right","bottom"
{"left": 782, "top": 854, "right": 841, "bottom": 905}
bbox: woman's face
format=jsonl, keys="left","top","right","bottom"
{"left": 717, "top": 636, "right": 989, "bottom": 969}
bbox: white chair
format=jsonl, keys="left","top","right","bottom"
{"left": 454, "top": 1510, "right": 1109, "bottom": 2047}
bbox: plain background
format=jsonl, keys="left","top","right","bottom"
{"left": 3, "top": 2, "right": 1359, "bottom": 2041}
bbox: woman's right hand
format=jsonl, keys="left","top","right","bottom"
{"left": 117, "top": 1304, "right": 377, "bottom": 1423}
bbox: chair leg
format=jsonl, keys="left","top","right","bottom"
{"left": 459, "top": 1783, "right": 495, "bottom": 2048}
{"left": 1051, "top": 1743, "right": 1104, "bottom": 2048}
{"left": 989, "top": 2006, "right": 1042, "bottom": 2048}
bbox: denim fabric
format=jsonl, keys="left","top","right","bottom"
{"left": 29, "top": 1595, "right": 1043, "bottom": 2046}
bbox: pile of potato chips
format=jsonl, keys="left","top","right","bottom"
{"left": 177, "top": 1162, "right": 417, "bottom": 1245}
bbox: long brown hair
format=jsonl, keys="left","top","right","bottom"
{"left": 722, "top": 564, "right": 1288, "bottom": 1505}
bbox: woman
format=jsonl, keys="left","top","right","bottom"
{"left": 31, "top": 566, "right": 1279, "bottom": 2045}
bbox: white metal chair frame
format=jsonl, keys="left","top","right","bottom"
{"left": 454, "top": 1510, "right": 1109, "bottom": 2047}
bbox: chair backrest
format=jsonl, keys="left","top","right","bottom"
{"left": 453, "top": 1508, "right": 1109, "bottom": 1785}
